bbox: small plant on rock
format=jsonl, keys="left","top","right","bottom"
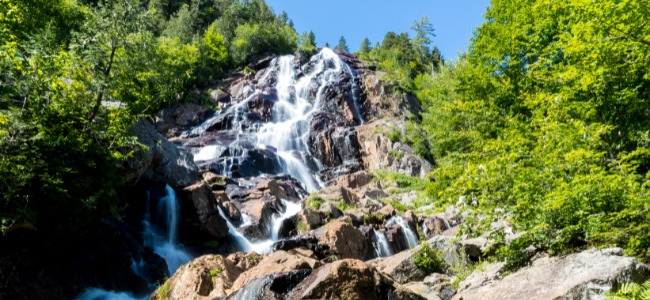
{"left": 606, "top": 279, "right": 650, "bottom": 300}
{"left": 413, "top": 241, "right": 445, "bottom": 274}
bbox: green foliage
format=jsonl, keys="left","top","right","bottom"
{"left": 387, "top": 127, "right": 401, "bottom": 143}
{"left": 295, "top": 220, "right": 309, "bottom": 234}
{"left": 334, "top": 35, "right": 349, "bottom": 52}
{"left": 413, "top": 241, "right": 444, "bottom": 274}
{"left": 230, "top": 22, "right": 297, "bottom": 65}
{"left": 385, "top": 198, "right": 408, "bottom": 213}
{"left": 157, "top": 277, "right": 171, "bottom": 299}
{"left": 606, "top": 279, "right": 650, "bottom": 300}
{"left": 305, "top": 195, "right": 324, "bottom": 210}
{"left": 298, "top": 30, "right": 317, "bottom": 53}
{"left": 389, "top": 150, "right": 404, "bottom": 160}
{"left": 359, "top": 37, "right": 372, "bottom": 54}
{"left": 409, "top": 0, "right": 650, "bottom": 267}
{"left": 210, "top": 268, "right": 223, "bottom": 277}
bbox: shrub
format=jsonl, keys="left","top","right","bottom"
{"left": 413, "top": 241, "right": 444, "bottom": 273}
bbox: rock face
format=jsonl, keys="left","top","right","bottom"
{"left": 372, "top": 248, "right": 428, "bottom": 284}
{"left": 119, "top": 117, "right": 198, "bottom": 187}
{"left": 290, "top": 259, "right": 426, "bottom": 300}
{"left": 319, "top": 221, "right": 374, "bottom": 261}
{"left": 453, "top": 248, "right": 650, "bottom": 300}
{"left": 355, "top": 120, "right": 432, "bottom": 179}
{"left": 153, "top": 104, "right": 214, "bottom": 138}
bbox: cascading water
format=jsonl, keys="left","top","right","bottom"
{"left": 144, "top": 185, "right": 191, "bottom": 274}
{"left": 188, "top": 48, "right": 364, "bottom": 193}
{"left": 386, "top": 216, "right": 419, "bottom": 249}
{"left": 269, "top": 199, "right": 302, "bottom": 241}
{"left": 76, "top": 186, "right": 190, "bottom": 300}
{"left": 372, "top": 228, "right": 393, "bottom": 258}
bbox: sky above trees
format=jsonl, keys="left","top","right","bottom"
{"left": 265, "top": 0, "right": 490, "bottom": 60}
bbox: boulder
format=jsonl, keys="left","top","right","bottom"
{"left": 386, "top": 225, "right": 411, "bottom": 254}
{"left": 210, "top": 89, "right": 231, "bottom": 105}
{"left": 403, "top": 273, "right": 454, "bottom": 300}
{"left": 333, "top": 170, "right": 375, "bottom": 190}
{"left": 118, "top": 118, "right": 198, "bottom": 187}
{"left": 229, "top": 249, "right": 321, "bottom": 292}
{"left": 297, "top": 208, "right": 325, "bottom": 231}
{"left": 227, "top": 270, "right": 312, "bottom": 300}
{"left": 377, "top": 204, "right": 396, "bottom": 220}
{"left": 371, "top": 248, "right": 428, "bottom": 284}
{"left": 453, "top": 248, "right": 650, "bottom": 300}
{"left": 319, "top": 221, "right": 374, "bottom": 261}
{"left": 318, "top": 185, "right": 360, "bottom": 205}
{"left": 153, "top": 104, "right": 213, "bottom": 138}
{"left": 148, "top": 252, "right": 260, "bottom": 299}
{"left": 289, "top": 259, "right": 426, "bottom": 300}
{"left": 179, "top": 182, "right": 228, "bottom": 240}
{"left": 319, "top": 202, "right": 344, "bottom": 219}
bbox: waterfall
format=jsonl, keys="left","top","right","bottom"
{"left": 422, "top": 221, "right": 428, "bottom": 238}
{"left": 76, "top": 186, "right": 189, "bottom": 300}
{"left": 189, "top": 48, "right": 364, "bottom": 193}
{"left": 442, "top": 218, "right": 451, "bottom": 230}
{"left": 385, "top": 216, "right": 419, "bottom": 249}
{"left": 145, "top": 186, "right": 191, "bottom": 274}
{"left": 269, "top": 199, "right": 302, "bottom": 241}
{"left": 217, "top": 206, "right": 274, "bottom": 254}
{"left": 372, "top": 228, "right": 392, "bottom": 258}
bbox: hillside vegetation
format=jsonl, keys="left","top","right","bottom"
{"left": 357, "top": 0, "right": 649, "bottom": 268}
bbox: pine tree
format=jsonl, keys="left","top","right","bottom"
{"left": 360, "top": 37, "right": 371, "bottom": 53}
{"left": 334, "top": 35, "right": 349, "bottom": 52}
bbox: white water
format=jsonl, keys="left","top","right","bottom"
{"left": 217, "top": 206, "right": 274, "bottom": 254}
{"left": 372, "top": 229, "right": 392, "bottom": 258}
{"left": 75, "top": 289, "right": 144, "bottom": 300}
{"left": 76, "top": 186, "right": 190, "bottom": 300}
{"left": 270, "top": 199, "right": 302, "bottom": 241}
{"left": 385, "top": 216, "right": 419, "bottom": 249}
{"left": 422, "top": 222, "right": 428, "bottom": 237}
{"left": 146, "top": 186, "right": 191, "bottom": 274}
{"left": 442, "top": 218, "right": 451, "bottom": 230}
{"left": 190, "top": 48, "right": 364, "bottom": 193}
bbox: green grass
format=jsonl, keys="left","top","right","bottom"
{"left": 210, "top": 268, "right": 223, "bottom": 277}
{"left": 157, "top": 277, "right": 171, "bottom": 299}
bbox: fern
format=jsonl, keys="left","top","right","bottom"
{"left": 606, "top": 280, "right": 650, "bottom": 300}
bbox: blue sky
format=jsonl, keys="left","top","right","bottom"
{"left": 265, "top": 0, "right": 491, "bottom": 60}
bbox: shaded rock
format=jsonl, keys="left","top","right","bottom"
{"left": 118, "top": 118, "right": 198, "bottom": 187}
{"left": 289, "top": 259, "right": 426, "bottom": 300}
{"left": 179, "top": 182, "right": 228, "bottom": 240}
{"left": 347, "top": 210, "right": 365, "bottom": 226}
{"left": 454, "top": 248, "right": 650, "bottom": 300}
{"left": 153, "top": 104, "right": 213, "bottom": 138}
{"left": 319, "top": 221, "right": 374, "bottom": 261}
{"left": 385, "top": 225, "right": 411, "bottom": 257}
{"left": 221, "top": 201, "right": 242, "bottom": 225}
{"left": 319, "top": 185, "right": 360, "bottom": 205}
{"left": 210, "top": 89, "right": 231, "bottom": 105}
{"left": 227, "top": 270, "right": 312, "bottom": 300}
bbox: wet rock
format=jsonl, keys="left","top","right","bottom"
{"left": 179, "top": 182, "right": 228, "bottom": 240}
{"left": 202, "top": 172, "right": 230, "bottom": 191}
{"left": 247, "top": 92, "right": 276, "bottom": 121}
{"left": 386, "top": 225, "right": 410, "bottom": 254}
{"left": 308, "top": 126, "right": 363, "bottom": 170}
{"left": 289, "top": 259, "right": 426, "bottom": 300}
{"left": 423, "top": 216, "right": 451, "bottom": 237}
{"left": 118, "top": 118, "right": 198, "bottom": 187}
{"left": 319, "top": 221, "right": 374, "bottom": 260}
{"left": 453, "top": 248, "right": 650, "bottom": 300}
{"left": 221, "top": 201, "right": 242, "bottom": 225}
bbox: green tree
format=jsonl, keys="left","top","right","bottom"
{"left": 162, "top": 4, "right": 196, "bottom": 44}
{"left": 334, "top": 35, "right": 349, "bottom": 52}
{"left": 360, "top": 37, "right": 371, "bottom": 53}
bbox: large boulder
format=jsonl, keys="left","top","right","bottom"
{"left": 153, "top": 104, "right": 213, "bottom": 138}
{"left": 119, "top": 117, "right": 198, "bottom": 187}
{"left": 148, "top": 252, "right": 261, "bottom": 300}
{"left": 319, "top": 221, "right": 374, "bottom": 261}
{"left": 371, "top": 248, "right": 428, "bottom": 284}
{"left": 178, "top": 182, "right": 228, "bottom": 240}
{"left": 453, "top": 248, "right": 650, "bottom": 300}
{"left": 289, "top": 259, "right": 426, "bottom": 300}
{"left": 229, "top": 249, "right": 321, "bottom": 292}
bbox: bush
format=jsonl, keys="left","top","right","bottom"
{"left": 413, "top": 241, "right": 445, "bottom": 273}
